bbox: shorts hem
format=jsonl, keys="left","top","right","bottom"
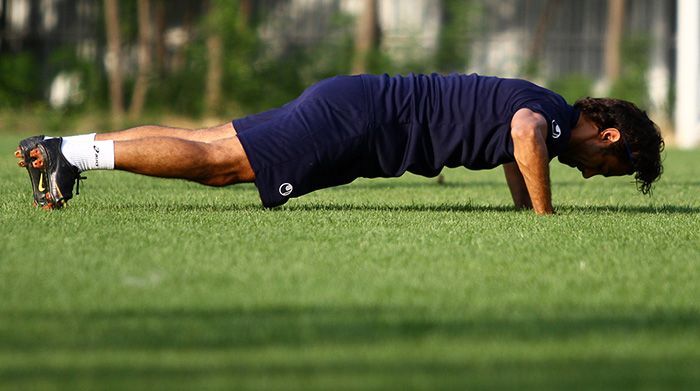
{"left": 236, "top": 131, "right": 288, "bottom": 208}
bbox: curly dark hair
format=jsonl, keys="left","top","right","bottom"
{"left": 573, "top": 97, "right": 664, "bottom": 194}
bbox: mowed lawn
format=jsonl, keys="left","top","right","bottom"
{"left": 0, "top": 133, "right": 698, "bottom": 390}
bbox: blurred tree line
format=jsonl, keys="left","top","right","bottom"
{"left": 0, "top": 0, "right": 661, "bottom": 130}
{"left": 0, "top": 0, "right": 475, "bottom": 124}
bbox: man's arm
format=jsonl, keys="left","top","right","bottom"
{"left": 510, "top": 108, "right": 553, "bottom": 215}
{"left": 503, "top": 162, "right": 532, "bottom": 210}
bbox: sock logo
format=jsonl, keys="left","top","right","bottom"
{"left": 93, "top": 145, "right": 100, "bottom": 167}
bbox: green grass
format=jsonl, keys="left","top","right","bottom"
{"left": 0, "top": 133, "right": 699, "bottom": 390}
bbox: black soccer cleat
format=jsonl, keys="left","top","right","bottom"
{"left": 15, "top": 135, "right": 48, "bottom": 207}
{"left": 28, "top": 138, "right": 84, "bottom": 210}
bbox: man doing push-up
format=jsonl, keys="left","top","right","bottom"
{"left": 15, "top": 73, "right": 664, "bottom": 215}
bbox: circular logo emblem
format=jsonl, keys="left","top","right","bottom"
{"left": 279, "top": 183, "right": 293, "bottom": 196}
{"left": 552, "top": 120, "right": 562, "bottom": 139}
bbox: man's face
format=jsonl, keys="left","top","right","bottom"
{"left": 558, "top": 136, "right": 634, "bottom": 179}
{"left": 559, "top": 150, "right": 632, "bottom": 178}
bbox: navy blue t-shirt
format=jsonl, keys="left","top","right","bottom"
{"left": 361, "top": 73, "right": 580, "bottom": 177}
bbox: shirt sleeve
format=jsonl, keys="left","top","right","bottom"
{"left": 511, "top": 92, "right": 576, "bottom": 160}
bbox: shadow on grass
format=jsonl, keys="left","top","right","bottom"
{"left": 558, "top": 204, "right": 700, "bottom": 215}
{"left": 341, "top": 179, "right": 627, "bottom": 190}
{"left": 347, "top": 177, "right": 700, "bottom": 190}
{"left": 106, "top": 201, "right": 510, "bottom": 214}
{"left": 107, "top": 201, "right": 700, "bottom": 215}
{"left": 2, "top": 358, "right": 697, "bottom": 389}
{"left": 284, "top": 203, "right": 700, "bottom": 214}
{"left": 2, "top": 306, "right": 699, "bottom": 388}
{"left": 2, "top": 306, "right": 699, "bottom": 350}
{"left": 281, "top": 203, "right": 514, "bottom": 213}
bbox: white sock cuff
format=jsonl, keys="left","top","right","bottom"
{"left": 92, "top": 140, "right": 115, "bottom": 170}
{"left": 93, "top": 140, "right": 114, "bottom": 170}
{"left": 61, "top": 138, "right": 114, "bottom": 171}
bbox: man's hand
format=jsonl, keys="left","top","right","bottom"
{"left": 510, "top": 108, "right": 553, "bottom": 215}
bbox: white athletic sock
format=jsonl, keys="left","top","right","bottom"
{"left": 60, "top": 133, "right": 115, "bottom": 172}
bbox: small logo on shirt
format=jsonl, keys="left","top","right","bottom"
{"left": 552, "top": 120, "right": 562, "bottom": 139}
{"left": 279, "top": 183, "right": 293, "bottom": 196}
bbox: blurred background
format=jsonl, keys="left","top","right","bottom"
{"left": 0, "top": 0, "right": 698, "bottom": 148}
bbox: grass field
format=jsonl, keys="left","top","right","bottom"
{"left": 0, "top": 133, "right": 699, "bottom": 390}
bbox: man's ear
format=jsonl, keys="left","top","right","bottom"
{"left": 599, "top": 128, "right": 621, "bottom": 144}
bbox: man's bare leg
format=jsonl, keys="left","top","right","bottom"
{"left": 16, "top": 122, "right": 253, "bottom": 185}
{"left": 16, "top": 122, "right": 255, "bottom": 208}
{"left": 114, "top": 136, "right": 255, "bottom": 186}
{"left": 100, "top": 122, "right": 255, "bottom": 185}
{"left": 96, "top": 122, "right": 236, "bottom": 143}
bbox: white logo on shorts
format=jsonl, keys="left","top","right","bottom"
{"left": 552, "top": 120, "right": 562, "bottom": 139}
{"left": 279, "top": 183, "right": 293, "bottom": 196}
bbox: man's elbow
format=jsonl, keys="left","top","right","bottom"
{"left": 511, "top": 109, "right": 547, "bottom": 144}
{"left": 511, "top": 124, "right": 545, "bottom": 144}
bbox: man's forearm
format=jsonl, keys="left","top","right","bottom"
{"left": 519, "top": 154, "right": 554, "bottom": 214}
{"left": 510, "top": 109, "right": 554, "bottom": 215}
{"left": 503, "top": 162, "right": 532, "bottom": 209}
{"left": 514, "top": 142, "right": 552, "bottom": 214}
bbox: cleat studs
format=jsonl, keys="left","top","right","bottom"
{"left": 32, "top": 159, "right": 44, "bottom": 169}
{"left": 29, "top": 148, "right": 40, "bottom": 158}
{"left": 18, "top": 160, "right": 26, "bottom": 167}
{"left": 14, "top": 149, "right": 22, "bottom": 158}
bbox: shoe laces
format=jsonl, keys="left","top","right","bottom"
{"left": 75, "top": 175, "right": 87, "bottom": 195}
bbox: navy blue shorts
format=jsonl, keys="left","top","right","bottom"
{"left": 234, "top": 75, "right": 378, "bottom": 208}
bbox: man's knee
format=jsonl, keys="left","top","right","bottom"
{"left": 199, "top": 137, "right": 255, "bottom": 185}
